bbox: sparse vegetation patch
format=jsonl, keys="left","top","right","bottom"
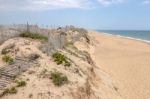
{"left": 0, "top": 80, "right": 27, "bottom": 97}
{"left": 51, "top": 71, "right": 68, "bottom": 86}
{"left": 16, "top": 80, "right": 27, "bottom": 87}
{"left": 19, "top": 32, "right": 48, "bottom": 41}
{"left": 52, "top": 52, "right": 71, "bottom": 67}
{"left": 2, "top": 55, "right": 14, "bottom": 64}
{"left": 0, "top": 87, "right": 17, "bottom": 97}
{"left": 1, "top": 44, "right": 15, "bottom": 55}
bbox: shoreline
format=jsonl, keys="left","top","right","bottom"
{"left": 98, "top": 32, "right": 150, "bottom": 44}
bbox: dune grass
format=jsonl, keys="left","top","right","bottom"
{"left": 51, "top": 71, "right": 68, "bottom": 86}
{"left": 16, "top": 80, "right": 27, "bottom": 87}
{"left": 1, "top": 44, "right": 15, "bottom": 55}
{"left": 0, "top": 87, "right": 17, "bottom": 97}
{"left": 52, "top": 52, "right": 71, "bottom": 67}
{"left": 19, "top": 32, "right": 48, "bottom": 41}
{"left": 2, "top": 55, "right": 14, "bottom": 64}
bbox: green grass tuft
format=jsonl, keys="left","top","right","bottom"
{"left": 1, "top": 48, "right": 10, "bottom": 55}
{"left": 8, "top": 87, "right": 17, "bottom": 94}
{"left": 1, "top": 44, "right": 15, "bottom": 55}
{"left": 16, "top": 80, "right": 27, "bottom": 87}
{"left": 0, "top": 87, "right": 17, "bottom": 97}
{"left": 19, "top": 32, "right": 48, "bottom": 41}
{"left": 51, "top": 71, "right": 68, "bottom": 86}
{"left": 2, "top": 55, "right": 14, "bottom": 64}
{"left": 52, "top": 52, "right": 71, "bottom": 67}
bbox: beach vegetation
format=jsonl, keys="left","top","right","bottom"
{"left": 19, "top": 32, "right": 48, "bottom": 41}
{"left": 52, "top": 52, "right": 71, "bottom": 67}
{"left": 51, "top": 71, "right": 68, "bottom": 86}
{"left": 1, "top": 44, "right": 15, "bottom": 55}
{"left": 2, "top": 55, "right": 14, "bottom": 64}
{"left": 16, "top": 80, "right": 27, "bottom": 87}
{"left": 11, "top": 75, "right": 17, "bottom": 80}
{"left": 0, "top": 87, "right": 17, "bottom": 97}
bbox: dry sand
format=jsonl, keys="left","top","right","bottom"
{"left": 90, "top": 32, "right": 150, "bottom": 99}
{"left": 0, "top": 37, "right": 122, "bottom": 99}
{"left": 1, "top": 31, "right": 150, "bottom": 99}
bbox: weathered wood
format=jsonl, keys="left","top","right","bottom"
{"left": 0, "top": 58, "right": 38, "bottom": 90}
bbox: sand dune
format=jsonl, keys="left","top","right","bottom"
{"left": 90, "top": 32, "right": 150, "bottom": 99}
{"left": 1, "top": 29, "right": 150, "bottom": 99}
{"left": 0, "top": 33, "right": 122, "bottom": 99}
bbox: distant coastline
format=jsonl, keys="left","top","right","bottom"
{"left": 97, "top": 30, "right": 150, "bottom": 44}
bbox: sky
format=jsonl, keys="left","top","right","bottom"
{"left": 0, "top": 0, "right": 150, "bottom": 30}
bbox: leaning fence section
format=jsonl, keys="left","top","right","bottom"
{"left": 0, "top": 24, "right": 89, "bottom": 53}
{"left": 0, "top": 57, "right": 38, "bottom": 90}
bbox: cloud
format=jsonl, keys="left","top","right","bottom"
{"left": 26, "top": 0, "right": 94, "bottom": 10}
{"left": 143, "top": 0, "right": 150, "bottom": 4}
{"left": 97, "top": 0, "right": 124, "bottom": 6}
{"left": 0, "top": 0, "right": 127, "bottom": 11}
{"left": 0, "top": 0, "right": 93, "bottom": 11}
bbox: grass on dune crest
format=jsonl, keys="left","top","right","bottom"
{"left": 19, "top": 32, "right": 48, "bottom": 41}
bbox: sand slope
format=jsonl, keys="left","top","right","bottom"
{"left": 0, "top": 37, "right": 122, "bottom": 99}
{"left": 90, "top": 32, "right": 150, "bottom": 99}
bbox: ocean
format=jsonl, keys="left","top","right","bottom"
{"left": 97, "top": 30, "right": 150, "bottom": 43}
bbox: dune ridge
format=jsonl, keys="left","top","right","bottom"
{"left": 0, "top": 27, "right": 122, "bottom": 99}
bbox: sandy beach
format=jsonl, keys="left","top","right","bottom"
{"left": 0, "top": 28, "right": 150, "bottom": 99}
{"left": 90, "top": 32, "right": 150, "bottom": 99}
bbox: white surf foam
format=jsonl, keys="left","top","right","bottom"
{"left": 100, "top": 32, "right": 150, "bottom": 44}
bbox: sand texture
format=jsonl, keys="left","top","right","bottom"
{"left": 1, "top": 30, "right": 150, "bottom": 99}
{"left": 0, "top": 37, "right": 122, "bottom": 99}
{"left": 90, "top": 31, "right": 150, "bottom": 99}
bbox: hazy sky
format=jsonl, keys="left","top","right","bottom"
{"left": 0, "top": 0, "right": 150, "bottom": 30}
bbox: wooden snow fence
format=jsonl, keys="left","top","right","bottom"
{"left": 0, "top": 57, "right": 39, "bottom": 90}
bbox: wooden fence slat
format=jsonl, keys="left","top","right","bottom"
{"left": 0, "top": 58, "right": 38, "bottom": 90}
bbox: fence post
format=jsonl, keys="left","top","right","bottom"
{"left": 27, "top": 22, "right": 30, "bottom": 32}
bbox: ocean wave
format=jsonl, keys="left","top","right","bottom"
{"left": 100, "top": 32, "right": 150, "bottom": 44}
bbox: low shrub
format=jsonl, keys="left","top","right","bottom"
{"left": 64, "top": 61, "right": 71, "bottom": 67}
{"left": 19, "top": 32, "right": 48, "bottom": 41}
{"left": 8, "top": 87, "right": 17, "bottom": 94}
{"left": 1, "top": 44, "right": 15, "bottom": 55}
{"left": 52, "top": 52, "right": 71, "bottom": 67}
{"left": 1, "top": 48, "right": 10, "bottom": 55}
{"left": 11, "top": 75, "right": 17, "bottom": 80}
{"left": 0, "top": 87, "right": 17, "bottom": 97}
{"left": 16, "top": 80, "right": 27, "bottom": 87}
{"left": 51, "top": 71, "right": 68, "bottom": 86}
{"left": 2, "top": 55, "right": 14, "bottom": 64}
